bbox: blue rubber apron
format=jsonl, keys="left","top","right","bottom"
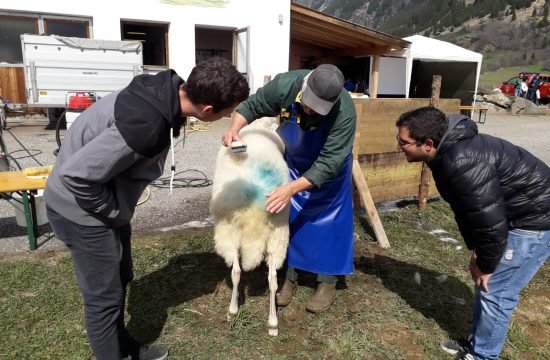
{"left": 277, "top": 103, "right": 354, "bottom": 276}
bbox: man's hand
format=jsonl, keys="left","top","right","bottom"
{"left": 265, "top": 177, "right": 314, "bottom": 214}
{"left": 265, "top": 184, "right": 293, "bottom": 214}
{"left": 221, "top": 113, "right": 248, "bottom": 147}
{"left": 221, "top": 130, "right": 240, "bottom": 147}
{"left": 469, "top": 252, "right": 492, "bottom": 292}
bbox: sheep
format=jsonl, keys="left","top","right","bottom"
{"left": 210, "top": 117, "right": 289, "bottom": 336}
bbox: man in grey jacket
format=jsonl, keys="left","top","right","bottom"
{"left": 44, "top": 57, "right": 249, "bottom": 360}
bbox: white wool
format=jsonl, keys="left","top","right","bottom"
{"left": 210, "top": 118, "right": 289, "bottom": 271}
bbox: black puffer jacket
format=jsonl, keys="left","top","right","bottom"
{"left": 427, "top": 115, "right": 550, "bottom": 273}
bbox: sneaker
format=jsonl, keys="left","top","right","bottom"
{"left": 122, "top": 344, "right": 168, "bottom": 360}
{"left": 454, "top": 351, "right": 475, "bottom": 360}
{"left": 440, "top": 337, "right": 471, "bottom": 355}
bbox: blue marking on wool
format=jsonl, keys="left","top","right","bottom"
{"left": 248, "top": 163, "right": 287, "bottom": 207}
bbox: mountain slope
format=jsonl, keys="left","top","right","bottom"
{"left": 293, "top": 0, "right": 550, "bottom": 71}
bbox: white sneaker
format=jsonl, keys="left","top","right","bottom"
{"left": 440, "top": 337, "right": 471, "bottom": 355}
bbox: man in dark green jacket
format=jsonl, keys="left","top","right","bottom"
{"left": 222, "top": 64, "right": 356, "bottom": 313}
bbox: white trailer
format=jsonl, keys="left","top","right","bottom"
{"left": 20, "top": 34, "right": 143, "bottom": 108}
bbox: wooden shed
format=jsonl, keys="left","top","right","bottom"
{"left": 289, "top": 3, "right": 409, "bottom": 99}
{"left": 289, "top": 4, "right": 460, "bottom": 206}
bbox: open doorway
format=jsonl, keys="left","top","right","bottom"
{"left": 121, "top": 21, "right": 169, "bottom": 72}
{"left": 194, "top": 27, "right": 232, "bottom": 64}
{"left": 195, "top": 26, "right": 249, "bottom": 83}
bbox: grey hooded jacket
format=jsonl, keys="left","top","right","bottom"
{"left": 44, "top": 70, "right": 184, "bottom": 227}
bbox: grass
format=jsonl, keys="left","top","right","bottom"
{"left": 479, "top": 64, "right": 550, "bottom": 92}
{"left": 0, "top": 201, "right": 548, "bottom": 359}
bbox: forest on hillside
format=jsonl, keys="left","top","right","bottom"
{"left": 294, "top": 0, "right": 550, "bottom": 71}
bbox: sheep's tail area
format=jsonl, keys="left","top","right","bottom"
{"left": 212, "top": 162, "right": 288, "bottom": 272}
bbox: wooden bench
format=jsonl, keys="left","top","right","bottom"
{"left": 0, "top": 170, "right": 48, "bottom": 250}
{"left": 458, "top": 105, "right": 488, "bottom": 124}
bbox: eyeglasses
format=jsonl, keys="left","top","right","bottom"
{"left": 396, "top": 135, "right": 420, "bottom": 148}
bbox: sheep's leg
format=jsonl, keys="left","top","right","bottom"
{"left": 267, "top": 255, "right": 278, "bottom": 336}
{"left": 229, "top": 254, "right": 241, "bottom": 316}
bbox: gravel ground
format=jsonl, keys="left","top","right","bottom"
{"left": 1, "top": 112, "right": 549, "bottom": 255}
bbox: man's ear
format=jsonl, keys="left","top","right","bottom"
{"left": 200, "top": 104, "right": 214, "bottom": 114}
{"left": 424, "top": 139, "right": 435, "bottom": 152}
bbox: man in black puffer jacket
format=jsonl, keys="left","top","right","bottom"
{"left": 396, "top": 107, "right": 550, "bottom": 360}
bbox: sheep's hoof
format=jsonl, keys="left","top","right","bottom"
{"left": 268, "top": 327, "right": 278, "bottom": 337}
{"left": 228, "top": 305, "right": 238, "bottom": 315}
{"left": 227, "top": 308, "right": 238, "bottom": 322}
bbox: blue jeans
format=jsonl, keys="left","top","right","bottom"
{"left": 468, "top": 229, "right": 550, "bottom": 359}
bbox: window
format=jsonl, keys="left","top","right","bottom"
{"left": 0, "top": 15, "right": 38, "bottom": 63}
{"left": 0, "top": 13, "right": 91, "bottom": 64}
{"left": 121, "top": 21, "right": 169, "bottom": 67}
{"left": 44, "top": 18, "right": 89, "bottom": 38}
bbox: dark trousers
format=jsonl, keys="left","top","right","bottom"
{"left": 47, "top": 207, "right": 137, "bottom": 360}
{"left": 285, "top": 266, "right": 338, "bottom": 284}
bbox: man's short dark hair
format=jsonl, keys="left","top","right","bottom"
{"left": 183, "top": 57, "right": 249, "bottom": 112}
{"left": 396, "top": 106, "right": 448, "bottom": 147}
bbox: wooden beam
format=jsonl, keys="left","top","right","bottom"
{"left": 370, "top": 55, "right": 380, "bottom": 98}
{"left": 291, "top": 4, "right": 409, "bottom": 50}
{"left": 337, "top": 46, "right": 392, "bottom": 57}
{"left": 352, "top": 159, "right": 390, "bottom": 248}
{"left": 291, "top": 23, "right": 373, "bottom": 48}
{"left": 418, "top": 75, "right": 442, "bottom": 210}
{"left": 290, "top": 21, "right": 374, "bottom": 47}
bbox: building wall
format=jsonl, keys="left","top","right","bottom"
{"left": 0, "top": 0, "right": 290, "bottom": 92}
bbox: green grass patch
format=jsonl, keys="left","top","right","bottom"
{"left": 1, "top": 202, "right": 548, "bottom": 359}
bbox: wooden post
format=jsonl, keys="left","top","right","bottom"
{"left": 418, "top": 75, "right": 441, "bottom": 210}
{"left": 430, "top": 75, "right": 441, "bottom": 108}
{"left": 352, "top": 159, "right": 390, "bottom": 248}
{"left": 369, "top": 55, "right": 380, "bottom": 99}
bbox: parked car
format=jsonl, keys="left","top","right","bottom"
{"left": 501, "top": 72, "right": 550, "bottom": 102}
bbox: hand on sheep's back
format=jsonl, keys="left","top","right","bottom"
{"left": 265, "top": 183, "right": 293, "bottom": 214}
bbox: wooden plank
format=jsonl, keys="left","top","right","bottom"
{"left": 291, "top": 4, "right": 408, "bottom": 49}
{"left": 352, "top": 159, "right": 390, "bottom": 248}
{"left": 357, "top": 152, "right": 439, "bottom": 203}
{"left": 0, "top": 67, "right": 26, "bottom": 104}
{"left": 352, "top": 98, "right": 460, "bottom": 154}
{"left": 0, "top": 170, "right": 47, "bottom": 193}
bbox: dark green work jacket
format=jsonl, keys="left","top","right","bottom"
{"left": 236, "top": 69, "right": 357, "bottom": 187}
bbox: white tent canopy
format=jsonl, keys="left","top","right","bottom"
{"left": 377, "top": 35, "right": 483, "bottom": 106}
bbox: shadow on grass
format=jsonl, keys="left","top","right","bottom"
{"left": 126, "top": 252, "right": 226, "bottom": 342}
{"left": 357, "top": 254, "right": 473, "bottom": 339}
{"left": 126, "top": 251, "right": 275, "bottom": 343}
